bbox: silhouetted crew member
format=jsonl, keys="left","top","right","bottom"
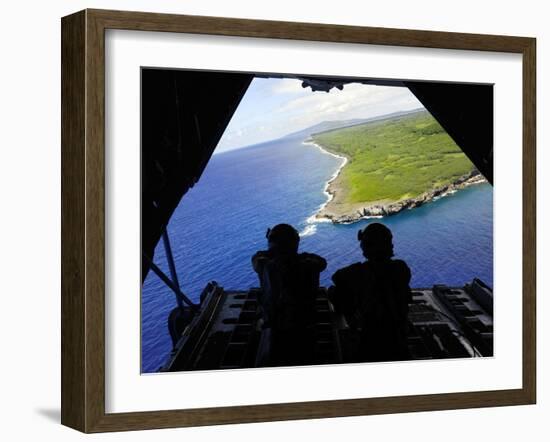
{"left": 252, "top": 224, "right": 327, "bottom": 366}
{"left": 329, "top": 223, "right": 411, "bottom": 362}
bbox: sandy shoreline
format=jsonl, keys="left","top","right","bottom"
{"left": 302, "top": 139, "right": 348, "bottom": 223}
{"left": 304, "top": 138, "right": 487, "bottom": 225}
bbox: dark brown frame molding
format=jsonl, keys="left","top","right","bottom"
{"left": 61, "top": 9, "right": 536, "bottom": 433}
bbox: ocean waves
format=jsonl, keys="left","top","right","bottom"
{"left": 141, "top": 136, "right": 493, "bottom": 372}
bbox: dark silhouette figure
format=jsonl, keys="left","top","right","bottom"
{"left": 252, "top": 224, "right": 327, "bottom": 366}
{"left": 329, "top": 223, "right": 411, "bottom": 362}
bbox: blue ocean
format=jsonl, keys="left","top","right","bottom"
{"left": 141, "top": 137, "right": 493, "bottom": 372}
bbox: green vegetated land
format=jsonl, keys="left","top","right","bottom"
{"left": 312, "top": 110, "right": 475, "bottom": 204}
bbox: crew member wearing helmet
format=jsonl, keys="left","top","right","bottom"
{"left": 252, "top": 223, "right": 327, "bottom": 366}
{"left": 329, "top": 223, "right": 411, "bottom": 362}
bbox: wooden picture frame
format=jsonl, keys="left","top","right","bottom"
{"left": 61, "top": 8, "right": 536, "bottom": 433}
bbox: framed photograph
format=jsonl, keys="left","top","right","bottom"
{"left": 61, "top": 9, "right": 536, "bottom": 433}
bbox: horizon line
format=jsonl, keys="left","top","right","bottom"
{"left": 214, "top": 106, "right": 426, "bottom": 155}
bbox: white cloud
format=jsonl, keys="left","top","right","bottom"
{"left": 216, "top": 79, "right": 423, "bottom": 153}
{"left": 277, "top": 83, "right": 413, "bottom": 117}
{"left": 269, "top": 78, "right": 307, "bottom": 95}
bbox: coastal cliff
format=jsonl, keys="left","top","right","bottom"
{"left": 305, "top": 111, "right": 489, "bottom": 225}
{"left": 315, "top": 167, "right": 486, "bottom": 224}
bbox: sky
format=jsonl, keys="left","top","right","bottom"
{"left": 215, "top": 77, "right": 424, "bottom": 153}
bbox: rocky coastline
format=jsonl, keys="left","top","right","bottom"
{"left": 316, "top": 168, "right": 487, "bottom": 224}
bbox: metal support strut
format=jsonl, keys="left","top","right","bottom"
{"left": 143, "top": 227, "right": 198, "bottom": 311}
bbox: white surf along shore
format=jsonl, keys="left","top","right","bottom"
{"left": 300, "top": 137, "right": 487, "bottom": 229}
{"left": 301, "top": 139, "right": 348, "bottom": 232}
